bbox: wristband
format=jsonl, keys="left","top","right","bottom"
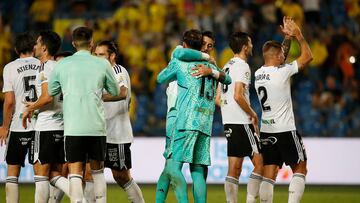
{"left": 211, "top": 69, "right": 220, "bottom": 79}
{"left": 201, "top": 52, "right": 210, "bottom": 60}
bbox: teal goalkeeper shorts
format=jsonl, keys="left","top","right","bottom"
{"left": 172, "top": 130, "right": 211, "bottom": 166}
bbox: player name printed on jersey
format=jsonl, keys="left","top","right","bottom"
{"left": 220, "top": 57, "right": 252, "bottom": 125}
{"left": 2, "top": 57, "right": 41, "bottom": 131}
{"left": 17, "top": 64, "right": 39, "bottom": 73}
{"left": 254, "top": 61, "right": 299, "bottom": 133}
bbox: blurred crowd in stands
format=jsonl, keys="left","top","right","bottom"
{"left": 0, "top": 0, "right": 359, "bottom": 137}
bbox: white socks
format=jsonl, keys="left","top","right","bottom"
{"left": 246, "top": 172, "right": 263, "bottom": 203}
{"left": 91, "top": 169, "right": 107, "bottom": 203}
{"left": 50, "top": 175, "right": 70, "bottom": 197}
{"left": 259, "top": 177, "right": 275, "bottom": 203}
{"left": 34, "top": 175, "right": 50, "bottom": 203}
{"left": 288, "top": 173, "right": 306, "bottom": 203}
{"left": 224, "top": 176, "right": 239, "bottom": 203}
{"left": 6, "top": 176, "right": 19, "bottom": 203}
{"left": 49, "top": 184, "right": 65, "bottom": 203}
{"left": 123, "top": 178, "right": 145, "bottom": 203}
{"left": 69, "top": 174, "right": 84, "bottom": 203}
{"left": 83, "top": 181, "right": 95, "bottom": 203}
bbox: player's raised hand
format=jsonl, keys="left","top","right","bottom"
{"left": 0, "top": 126, "right": 9, "bottom": 146}
{"left": 280, "top": 16, "right": 293, "bottom": 36}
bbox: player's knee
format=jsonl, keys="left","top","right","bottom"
{"left": 113, "top": 170, "right": 131, "bottom": 186}
{"left": 253, "top": 161, "right": 264, "bottom": 175}
{"left": 227, "top": 164, "right": 242, "bottom": 178}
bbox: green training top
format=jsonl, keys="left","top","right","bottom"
{"left": 48, "top": 50, "right": 119, "bottom": 136}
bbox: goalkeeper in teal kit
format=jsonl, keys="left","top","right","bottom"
{"left": 157, "top": 29, "right": 231, "bottom": 203}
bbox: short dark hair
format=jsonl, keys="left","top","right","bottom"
{"left": 96, "top": 40, "right": 118, "bottom": 56}
{"left": 54, "top": 51, "right": 73, "bottom": 60}
{"left": 229, "top": 32, "right": 250, "bottom": 54}
{"left": 72, "top": 26, "right": 93, "bottom": 47}
{"left": 182, "top": 29, "right": 203, "bottom": 51}
{"left": 39, "top": 30, "right": 61, "bottom": 56}
{"left": 15, "top": 32, "right": 36, "bottom": 55}
{"left": 262, "top": 40, "right": 282, "bottom": 55}
{"left": 202, "top": 31, "right": 215, "bottom": 41}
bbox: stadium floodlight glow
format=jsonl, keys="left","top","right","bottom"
{"left": 349, "top": 56, "right": 356, "bottom": 64}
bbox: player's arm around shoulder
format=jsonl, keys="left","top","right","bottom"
{"left": 47, "top": 61, "right": 63, "bottom": 96}
{"left": 209, "top": 63, "right": 232, "bottom": 85}
{"left": 103, "top": 71, "right": 128, "bottom": 102}
{"left": 172, "top": 45, "right": 210, "bottom": 61}
{"left": 191, "top": 62, "right": 232, "bottom": 85}
{"left": 103, "top": 59, "right": 120, "bottom": 97}
{"left": 157, "top": 58, "right": 179, "bottom": 84}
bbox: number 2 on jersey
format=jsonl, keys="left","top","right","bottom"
{"left": 257, "top": 86, "right": 271, "bottom": 112}
{"left": 23, "top": 76, "right": 38, "bottom": 102}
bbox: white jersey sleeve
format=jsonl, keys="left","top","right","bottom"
{"left": 166, "top": 81, "right": 177, "bottom": 112}
{"left": 254, "top": 61, "right": 299, "bottom": 133}
{"left": 2, "top": 57, "right": 41, "bottom": 131}
{"left": 104, "top": 64, "right": 133, "bottom": 144}
{"left": 2, "top": 64, "right": 15, "bottom": 92}
{"left": 220, "top": 57, "right": 252, "bottom": 124}
{"left": 34, "top": 60, "right": 64, "bottom": 131}
{"left": 281, "top": 60, "right": 299, "bottom": 78}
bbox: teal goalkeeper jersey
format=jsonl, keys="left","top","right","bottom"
{"left": 48, "top": 50, "right": 119, "bottom": 136}
{"left": 158, "top": 58, "right": 231, "bottom": 136}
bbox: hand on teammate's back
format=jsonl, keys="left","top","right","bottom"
{"left": 191, "top": 64, "right": 212, "bottom": 78}
{"left": 21, "top": 110, "right": 33, "bottom": 129}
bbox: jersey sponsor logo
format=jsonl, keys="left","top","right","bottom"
{"left": 255, "top": 73, "right": 270, "bottom": 81}
{"left": 19, "top": 112, "right": 38, "bottom": 119}
{"left": 224, "top": 128, "right": 232, "bottom": 137}
{"left": 260, "top": 136, "right": 277, "bottom": 145}
{"left": 19, "top": 137, "right": 32, "bottom": 145}
{"left": 52, "top": 112, "right": 63, "bottom": 120}
{"left": 195, "top": 107, "right": 214, "bottom": 116}
{"left": 17, "top": 64, "right": 39, "bottom": 74}
{"left": 53, "top": 134, "right": 63, "bottom": 142}
{"left": 261, "top": 119, "right": 275, "bottom": 125}
{"left": 108, "top": 148, "right": 118, "bottom": 162}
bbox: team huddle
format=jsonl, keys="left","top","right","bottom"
{"left": 0, "top": 16, "right": 312, "bottom": 203}
{"left": 1, "top": 27, "right": 144, "bottom": 203}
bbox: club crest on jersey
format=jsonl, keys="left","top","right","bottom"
{"left": 245, "top": 72, "right": 250, "bottom": 80}
{"left": 224, "top": 128, "right": 232, "bottom": 137}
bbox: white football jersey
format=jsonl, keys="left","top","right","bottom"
{"left": 220, "top": 57, "right": 252, "bottom": 124}
{"left": 254, "top": 61, "right": 299, "bottom": 133}
{"left": 2, "top": 57, "right": 41, "bottom": 131}
{"left": 104, "top": 64, "right": 133, "bottom": 144}
{"left": 34, "top": 60, "right": 63, "bottom": 131}
{"left": 166, "top": 81, "right": 177, "bottom": 112}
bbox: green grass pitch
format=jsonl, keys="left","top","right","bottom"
{"left": 1, "top": 184, "right": 359, "bottom": 202}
